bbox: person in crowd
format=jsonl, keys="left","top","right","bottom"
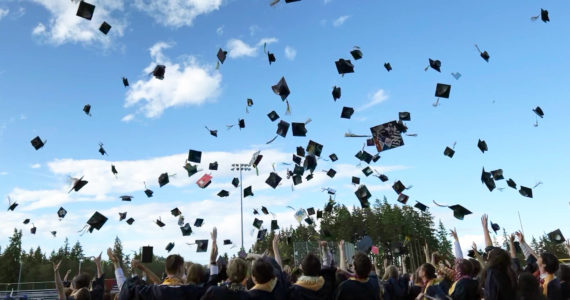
{"left": 200, "top": 256, "right": 249, "bottom": 300}
{"left": 382, "top": 265, "right": 406, "bottom": 300}
{"left": 54, "top": 260, "right": 91, "bottom": 300}
{"left": 483, "top": 247, "right": 517, "bottom": 300}
{"left": 517, "top": 272, "right": 546, "bottom": 300}
{"left": 248, "top": 258, "right": 278, "bottom": 300}
{"left": 448, "top": 259, "right": 480, "bottom": 300}
{"left": 107, "top": 248, "right": 126, "bottom": 291}
{"left": 406, "top": 268, "right": 423, "bottom": 300}
{"left": 335, "top": 251, "right": 380, "bottom": 300}
{"left": 557, "top": 264, "right": 570, "bottom": 299}
{"left": 538, "top": 252, "right": 561, "bottom": 300}
{"left": 288, "top": 251, "right": 335, "bottom": 300}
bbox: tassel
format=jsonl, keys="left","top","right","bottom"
{"left": 272, "top": 163, "right": 276, "bottom": 172}
{"left": 270, "top": 0, "right": 280, "bottom": 6}
{"left": 305, "top": 118, "right": 312, "bottom": 125}
{"left": 226, "top": 124, "right": 235, "bottom": 130}
{"left": 255, "top": 167, "right": 259, "bottom": 176}
{"left": 533, "top": 181, "right": 543, "bottom": 188}
{"left": 405, "top": 133, "right": 418, "bottom": 137}
{"left": 263, "top": 42, "right": 267, "bottom": 54}
{"left": 285, "top": 100, "right": 291, "bottom": 115}
{"left": 266, "top": 135, "right": 278, "bottom": 144}
{"left": 531, "top": 15, "right": 539, "bottom": 21}
{"left": 216, "top": 61, "right": 220, "bottom": 70}
{"left": 432, "top": 200, "right": 449, "bottom": 208}
{"left": 345, "top": 132, "right": 371, "bottom": 138}
{"left": 432, "top": 98, "right": 440, "bottom": 107}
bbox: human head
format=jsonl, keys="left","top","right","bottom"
{"left": 557, "top": 265, "right": 570, "bottom": 282}
{"left": 455, "top": 259, "right": 473, "bottom": 277}
{"left": 227, "top": 258, "right": 249, "bottom": 284}
{"left": 301, "top": 253, "right": 321, "bottom": 276}
{"left": 468, "top": 258, "right": 482, "bottom": 277}
{"left": 353, "top": 252, "right": 372, "bottom": 279}
{"left": 186, "top": 264, "right": 205, "bottom": 284}
{"left": 165, "top": 254, "right": 185, "bottom": 277}
{"left": 70, "top": 287, "right": 90, "bottom": 300}
{"left": 384, "top": 265, "right": 399, "bottom": 280}
{"left": 539, "top": 252, "right": 559, "bottom": 275}
{"left": 72, "top": 273, "right": 91, "bottom": 290}
{"left": 419, "top": 263, "right": 437, "bottom": 281}
{"left": 486, "top": 248, "right": 511, "bottom": 271}
{"left": 517, "top": 272, "right": 542, "bottom": 299}
{"left": 252, "top": 258, "right": 275, "bottom": 285}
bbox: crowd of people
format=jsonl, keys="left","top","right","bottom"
{"left": 51, "top": 215, "right": 569, "bottom": 300}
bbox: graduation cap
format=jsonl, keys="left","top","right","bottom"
{"left": 253, "top": 218, "right": 263, "bottom": 229}
{"left": 392, "top": 180, "right": 406, "bottom": 194}
{"left": 223, "top": 239, "right": 232, "bottom": 245}
{"left": 444, "top": 147, "right": 455, "bottom": 158}
{"left": 306, "top": 140, "right": 323, "bottom": 157}
{"left": 435, "top": 83, "right": 451, "bottom": 98}
{"left": 152, "top": 65, "right": 166, "bottom": 80}
{"left": 271, "top": 220, "right": 279, "bottom": 231}
{"left": 98, "top": 143, "right": 107, "bottom": 156}
{"left": 451, "top": 72, "right": 462, "bottom": 80}
{"left": 268, "top": 52, "right": 276, "bottom": 65}
{"left": 141, "top": 246, "right": 153, "bottom": 263}
{"left": 449, "top": 205, "right": 472, "bottom": 220}
{"left": 267, "top": 111, "right": 280, "bottom": 122}
{"left": 332, "top": 86, "right": 341, "bottom": 101}
{"left": 399, "top": 112, "right": 411, "bottom": 121}
{"left": 196, "top": 174, "right": 213, "bottom": 189}
{"left": 83, "top": 104, "right": 92, "bottom": 116}
{"left": 350, "top": 46, "right": 363, "bottom": 60}
{"left": 68, "top": 176, "right": 88, "bottom": 193}
{"left": 57, "top": 207, "right": 67, "bottom": 219}
{"left": 478, "top": 139, "right": 488, "bottom": 153}
{"left": 304, "top": 154, "right": 318, "bottom": 171}
{"left": 362, "top": 167, "right": 373, "bottom": 177}
{"left": 7, "top": 197, "right": 18, "bottom": 211}
{"left": 326, "top": 169, "right": 336, "bottom": 178}
{"left": 122, "top": 77, "right": 129, "bottom": 87}
{"left": 481, "top": 168, "right": 496, "bottom": 192}
{"left": 23, "top": 219, "right": 30, "bottom": 225}
{"left": 31, "top": 136, "right": 46, "bottom": 150}
{"left": 119, "top": 212, "right": 127, "bottom": 221}
{"left": 257, "top": 229, "right": 268, "bottom": 240}
{"left": 324, "top": 200, "right": 334, "bottom": 213}
{"left": 377, "top": 174, "right": 389, "bottom": 182}
{"left": 294, "top": 146, "right": 305, "bottom": 157}
{"left": 370, "top": 121, "right": 405, "bottom": 152}
{"left": 217, "top": 190, "right": 229, "bottom": 197}
{"left": 99, "top": 22, "right": 111, "bottom": 35}
{"left": 306, "top": 207, "right": 315, "bottom": 216}
{"left": 335, "top": 59, "right": 354, "bottom": 75}
{"left": 372, "top": 153, "right": 381, "bottom": 162}
{"left": 292, "top": 122, "right": 307, "bottom": 137}
{"left": 541, "top": 9, "right": 550, "bottom": 23}
{"left": 180, "top": 223, "right": 192, "bottom": 236}
{"left": 547, "top": 229, "right": 565, "bottom": 244}
{"left": 272, "top": 77, "right": 290, "bottom": 100}
{"left": 232, "top": 177, "right": 240, "bottom": 188}
{"left": 206, "top": 127, "right": 218, "bottom": 137}
{"left": 291, "top": 155, "right": 301, "bottom": 166}
{"left": 304, "top": 217, "right": 314, "bottom": 225}
{"left": 306, "top": 173, "right": 314, "bottom": 181}
{"left": 414, "top": 201, "right": 428, "bottom": 212}
{"left": 111, "top": 165, "right": 118, "bottom": 176}
{"left": 171, "top": 208, "right": 182, "bottom": 217}
{"left": 51, "top": 231, "right": 57, "bottom": 237}
{"left": 533, "top": 106, "right": 544, "bottom": 118}
{"left": 328, "top": 154, "right": 338, "bottom": 162}
{"left": 30, "top": 226, "right": 37, "bottom": 234}
{"left": 276, "top": 120, "right": 290, "bottom": 137}
{"left": 355, "top": 185, "right": 371, "bottom": 208}
{"left": 76, "top": 1, "right": 95, "bottom": 20}
{"left": 491, "top": 169, "right": 504, "bottom": 180}
{"left": 209, "top": 162, "right": 218, "bottom": 171}
{"left": 238, "top": 119, "right": 245, "bottom": 129}
{"left": 244, "top": 186, "right": 253, "bottom": 197}
{"left": 194, "top": 218, "right": 204, "bottom": 227}
{"left": 194, "top": 240, "right": 208, "bottom": 252}
{"left": 397, "top": 194, "right": 409, "bottom": 205}
{"left": 507, "top": 178, "right": 517, "bottom": 189}
{"left": 165, "top": 242, "right": 175, "bottom": 253}
{"left": 266, "top": 172, "right": 282, "bottom": 189}
{"left": 316, "top": 210, "right": 323, "bottom": 219}
{"left": 341, "top": 107, "right": 354, "bottom": 119}
{"left": 158, "top": 173, "right": 170, "bottom": 187}
{"left": 292, "top": 175, "right": 302, "bottom": 185}
{"left": 183, "top": 163, "right": 198, "bottom": 177}
{"left": 384, "top": 63, "right": 392, "bottom": 71}
{"left": 475, "top": 44, "right": 490, "bottom": 62}
{"left": 428, "top": 59, "right": 442, "bottom": 72}
{"left": 519, "top": 186, "right": 533, "bottom": 198}
{"left": 126, "top": 218, "right": 135, "bottom": 225}
{"left": 86, "top": 211, "right": 108, "bottom": 232}
{"left": 490, "top": 222, "right": 500, "bottom": 234}
{"left": 351, "top": 176, "right": 360, "bottom": 185}
{"left": 120, "top": 195, "right": 133, "bottom": 201}
{"left": 217, "top": 48, "right": 227, "bottom": 64}
{"left": 355, "top": 150, "right": 373, "bottom": 164}
{"left": 261, "top": 206, "right": 269, "bottom": 215}
{"left": 187, "top": 149, "right": 202, "bottom": 163}
{"left": 253, "top": 208, "right": 259, "bottom": 215}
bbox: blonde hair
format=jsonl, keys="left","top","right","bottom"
{"left": 227, "top": 258, "right": 249, "bottom": 283}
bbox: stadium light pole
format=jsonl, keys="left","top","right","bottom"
{"left": 231, "top": 163, "right": 252, "bottom": 251}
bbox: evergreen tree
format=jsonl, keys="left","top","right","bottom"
{"left": 0, "top": 229, "right": 23, "bottom": 282}
{"left": 113, "top": 236, "right": 125, "bottom": 266}
{"left": 70, "top": 241, "right": 84, "bottom": 261}
{"left": 435, "top": 220, "right": 452, "bottom": 260}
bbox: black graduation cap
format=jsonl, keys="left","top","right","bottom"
{"left": 355, "top": 150, "right": 373, "bottom": 164}
{"left": 253, "top": 209, "right": 259, "bottom": 215}
{"left": 291, "top": 155, "right": 302, "bottom": 166}
{"left": 86, "top": 211, "right": 108, "bottom": 232}
{"left": 332, "top": 86, "right": 341, "bottom": 101}
{"left": 350, "top": 47, "right": 363, "bottom": 60}
{"left": 276, "top": 120, "right": 290, "bottom": 137}
{"left": 414, "top": 201, "right": 428, "bottom": 212}
{"left": 329, "top": 153, "right": 338, "bottom": 162}
{"left": 296, "top": 146, "right": 305, "bottom": 157}
{"left": 272, "top": 77, "right": 290, "bottom": 100}
{"left": 362, "top": 166, "right": 373, "bottom": 177}
{"left": 244, "top": 186, "right": 253, "bottom": 197}
{"left": 194, "top": 218, "right": 204, "bottom": 227}
{"left": 399, "top": 112, "right": 411, "bottom": 121}
{"left": 271, "top": 220, "right": 279, "bottom": 231}
{"left": 428, "top": 59, "right": 442, "bottom": 72}
{"left": 507, "top": 178, "right": 517, "bottom": 189}
{"left": 76, "top": 1, "right": 95, "bottom": 20}
{"left": 111, "top": 165, "right": 118, "bottom": 176}
{"left": 51, "top": 231, "right": 57, "bottom": 237}
{"left": 392, "top": 180, "right": 406, "bottom": 194}
{"left": 99, "top": 22, "right": 111, "bottom": 35}
{"left": 158, "top": 173, "right": 169, "bottom": 187}
{"left": 397, "top": 194, "right": 409, "bottom": 204}
{"left": 126, "top": 218, "right": 135, "bottom": 225}
{"left": 69, "top": 177, "right": 88, "bottom": 193}
{"left": 335, "top": 59, "right": 354, "bottom": 75}
{"left": 209, "top": 162, "right": 218, "bottom": 171}
{"left": 57, "top": 207, "right": 67, "bottom": 219}
{"left": 478, "top": 139, "right": 488, "bottom": 153}
{"left": 257, "top": 229, "right": 268, "bottom": 240}
{"left": 8, "top": 201, "right": 18, "bottom": 211}
{"left": 152, "top": 65, "right": 166, "bottom": 80}
{"left": 165, "top": 242, "right": 175, "bottom": 253}
{"left": 253, "top": 218, "right": 263, "bottom": 229}
{"left": 306, "top": 140, "right": 323, "bottom": 157}
{"left": 519, "top": 186, "right": 533, "bottom": 198}
{"left": 435, "top": 83, "right": 451, "bottom": 98}
{"left": 292, "top": 175, "right": 302, "bottom": 185}
{"left": 306, "top": 173, "right": 314, "bottom": 181}
{"left": 547, "top": 229, "right": 565, "bottom": 244}
{"left": 83, "top": 104, "right": 91, "bottom": 116}
{"left": 208, "top": 128, "right": 218, "bottom": 137}
{"left": 232, "top": 177, "right": 239, "bottom": 188}
{"left": 292, "top": 122, "right": 307, "bottom": 137}
{"left": 384, "top": 63, "right": 392, "bottom": 71}
{"left": 449, "top": 205, "right": 472, "bottom": 220}
{"left": 372, "top": 153, "right": 381, "bottom": 163}
{"left": 292, "top": 165, "right": 303, "bottom": 176}
{"left": 267, "top": 111, "right": 280, "bottom": 122}
{"left": 261, "top": 206, "right": 269, "bottom": 215}
{"left": 541, "top": 9, "right": 550, "bottom": 22}
{"left": 481, "top": 168, "right": 496, "bottom": 192}
{"left": 316, "top": 210, "right": 323, "bottom": 219}
{"left": 23, "top": 219, "right": 30, "bottom": 224}
{"left": 378, "top": 174, "right": 389, "bottom": 182}
{"left": 180, "top": 223, "right": 192, "bottom": 236}
{"left": 217, "top": 48, "right": 227, "bottom": 64}
{"left": 491, "top": 169, "right": 504, "bottom": 180}
{"left": 325, "top": 200, "right": 334, "bottom": 213}
{"left": 307, "top": 207, "right": 315, "bottom": 215}
{"left": 188, "top": 150, "right": 202, "bottom": 163}
{"left": 490, "top": 222, "right": 500, "bottom": 234}
{"left": 171, "top": 208, "right": 182, "bottom": 217}
{"left": 183, "top": 163, "right": 198, "bottom": 177}
{"left": 122, "top": 77, "right": 129, "bottom": 87}
{"left": 217, "top": 190, "right": 229, "bottom": 197}
{"left": 444, "top": 147, "right": 455, "bottom": 158}
{"left": 31, "top": 136, "right": 46, "bottom": 150}
{"left": 119, "top": 212, "right": 127, "bottom": 221}
{"left": 141, "top": 246, "right": 153, "bottom": 263}
{"left": 341, "top": 107, "right": 354, "bottom": 119}
{"left": 351, "top": 176, "right": 360, "bottom": 185}
{"left": 355, "top": 185, "right": 371, "bottom": 208}
{"left": 326, "top": 169, "right": 336, "bottom": 178}
{"left": 238, "top": 119, "right": 245, "bottom": 129}
{"left": 156, "top": 218, "right": 165, "bottom": 228}
{"left": 304, "top": 155, "right": 317, "bottom": 173}
{"left": 120, "top": 195, "right": 133, "bottom": 201}
{"left": 533, "top": 106, "right": 544, "bottom": 118}
{"left": 30, "top": 226, "right": 36, "bottom": 234}
{"left": 223, "top": 239, "right": 232, "bottom": 245}
{"left": 266, "top": 172, "right": 282, "bottom": 189}
{"left": 476, "top": 45, "right": 490, "bottom": 62}
{"left": 304, "top": 217, "right": 314, "bottom": 225}
{"left": 98, "top": 143, "right": 107, "bottom": 156}
{"left": 268, "top": 52, "right": 276, "bottom": 65}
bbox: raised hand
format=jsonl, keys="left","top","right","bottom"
{"left": 339, "top": 240, "right": 344, "bottom": 248}
{"left": 450, "top": 228, "right": 458, "bottom": 241}
{"left": 515, "top": 231, "right": 525, "bottom": 243}
{"left": 211, "top": 227, "right": 217, "bottom": 242}
{"left": 93, "top": 252, "right": 102, "bottom": 264}
{"left": 53, "top": 261, "right": 62, "bottom": 273}
{"left": 481, "top": 214, "right": 488, "bottom": 228}
{"left": 107, "top": 248, "right": 118, "bottom": 264}
{"left": 509, "top": 234, "right": 515, "bottom": 245}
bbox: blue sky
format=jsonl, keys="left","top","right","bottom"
{"left": 0, "top": 0, "right": 569, "bottom": 264}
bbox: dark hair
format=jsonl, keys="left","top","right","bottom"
{"left": 457, "top": 259, "right": 473, "bottom": 277}
{"left": 301, "top": 253, "right": 321, "bottom": 276}
{"left": 540, "top": 252, "right": 559, "bottom": 274}
{"left": 227, "top": 258, "right": 249, "bottom": 283}
{"left": 165, "top": 254, "right": 184, "bottom": 275}
{"left": 72, "top": 273, "right": 91, "bottom": 290}
{"left": 290, "top": 268, "right": 302, "bottom": 283}
{"left": 335, "top": 270, "right": 349, "bottom": 288}
{"left": 353, "top": 252, "right": 371, "bottom": 278}
{"left": 557, "top": 265, "right": 570, "bottom": 282}
{"left": 420, "top": 263, "right": 436, "bottom": 280}
{"left": 484, "top": 248, "right": 517, "bottom": 290}
{"left": 469, "top": 258, "right": 482, "bottom": 277}
{"left": 252, "top": 259, "right": 275, "bottom": 284}
{"left": 517, "top": 272, "right": 545, "bottom": 300}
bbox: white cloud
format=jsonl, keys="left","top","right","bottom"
{"left": 121, "top": 114, "right": 135, "bottom": 122}
{"left": 333, "top": 15, "right": 350, "bottom": 27}
{"left": 284, "top": 46, "right": 297, "bottom": 61}
{"left": 29, "top": 0, "right": 127, "bottom": 47}
{"left": 30, "top": 163, "right": 41, "bottom": 169}
{"left": 0, "top": 8, "right": 9, "bottom": 20}
{"left": 124, "top": 42, "right": 222, "bottom": 118}
{"left": 134, "top": 0, "right": 222, "bottom": 28}
{"left": 0, "top": 171, "right": 7, "bottom": 176}
{"left": 358, "top": 89, "right": 389, "bottom": 111}
{"left": 226, "top": 37, "right": 278, "bottom": 59}
{"left": 216, "top": 26, "right": 223, "bottom": 36}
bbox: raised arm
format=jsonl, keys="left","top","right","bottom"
{"left": 515, "top": 231, "right": 537, "bottom": 260}
{"left": 338, "top": 240, "right": 347, "bottom": 271}
{"left": 481, "top": 214, "right": 493, "bottom": 248}
{"left": 450, "top": 228, "right": 463, "bottom": 259}
{"left": 53, "top": 261, "right": 66, "bottom": 300}
{"left": 93, "top": 251, "right": 103, "bottom": 279}
{"left": 132, "top": 259, "right": 161, "bottom": 284}
{"left": 108, "top": 248, "right": 126, "bottom": 290}
{"left": 272, "top": 234, "right": 282, "bottom": 268}
{"left": 424, "top": 243, "right": 430, "bottom": 264}
{"left": 508, "top": 234, "right": 516, "bottom": 259}
{"left": 471, "top": 242, "right": 485, "bottom": 267}
{"left": 320, "top": 241, "right": 333, "bottom": 268}
{"left": 63, "top": 269, "right": 72, "bottom": 282}
{"left": 209, "top": 227, "right": 219, "bottom": 277}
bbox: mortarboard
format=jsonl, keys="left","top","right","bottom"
{"left": 51, "top": 231, "right": 57, "bottom": 237}
{"left": 31, "top": 136, "right": 46, "bottom": 150}
{"left": 355, "top": 150, "right": 373, "bottom": 164}
{"left": 355, "top": 185, "right": 371, "bottom": 208}
{"left": 341, "top": 107, "right": 354, "bottom": 119}
{"left": 444, "top": 147, "right": 455, "bottom": 158}
{"left": 296, "top": 146, "right": 305, "bottom": 157}
{"left": 253, "top": 218, "right": 263, "bottom": 229}
{"left": 196, "top": 174, "right": 213, "bottom": 189}
{"left": 144, "top": 188, "right": 154, "bottom": 198}
{"left": 232, "top": 177, "right": 240, "bottom": 188}
{"left": 98, "top": 143, "right": 107, "bottom": 156}
{"left": 23, "top": 219, "right": 30, "bottom": 224}
{"left": 155, "top": 218, "right": 165, "bottom": 228}
{"left": 188, "top": 150, "right": 202, "bottom": 163}
{"left": 414, "top": 201, "right": 428, "bottom": 212}
{"left": 196, "top": 240, "right": 209, "bottom": 252}
{"left": 332, "top": 86, "right": 341, "bottom": 101}
{"left": 324, "top": 201, "right": 334, "bottom": 213}
{"left": 194, "top": 218, "right": 204, "bottom": 227}
{"left": 541, "top": 9, "right": 550, "bottom": 22}
{"left": 293, "top": 175, "right": 302, "bottom": 185}
{"left": 475, "top": 44, "right": 490, "bottom": 62}
{"left": 435, "top": 83, "right": 451, "bottom": 98}
{"left": 306, "top": 140, "right": 323, "bottom": 157}
{"left": 208, "top": 128, "right": 218, "bottom": 137}
{"left": 519, "top": 186, "right": 533, "bottom": 198}
{"left": 449, "top": 205, "right": 472, "bottom": 220}
{"left": 251, "top": 153, "right": 263, "bottom": 168}
{"left": 362, "top": 166, "right": 373, "bottom": 177}
{"left": 272, "top": 77, "right": 290, "bottom": 100}
{"left": 271, "top": 220, "right": 279, "bottom": 231}
{"left": 244, "top": 186, "right": 254, "bottom": 197}
{"left": 8, "top": 200, "right": 18, "bottom": 211}
{"left": 180, "top": 223, "right": 192, "bottom": 236}
{"left": 261, "top": 206, "right": 269, "bottom": 215}
{"left": 171, "top": 208, "right": 182, "bottom": 217}
{"left": 491, "top": 169, "right": 504, "bottom": 180}
{"left": 276, "top": 120, "right": 290, "bottom": 137}
{"left": 352, "top": 176, "right": 360, "bottom": 185}
{"left": 357, "top": 236, "right": 373, "bottom": 253}
{"left": 69, "top": 176, "right": 88, "bottom": 193}
{"left": 378, "top": 174, "right": 389, "bottom": 182}
{"left": 306, "top": 173, "right": 314, "bottom": 181}
{"left": 481, "top": 168, "right": 496, "bottom": 192}
{"left": 490, "top": 222, "right": 500, "bottom": 234}
{"left": 83, "top": 104, "right": 91, "bottom": 116}
{"left": 384, "top": 63, "right": 392, "bottom": 71}
{"left": 239, "top": 119, "right": 245, "bottom": 129}
{"left": 350, "top": 47, "right": 363, "bottom": 60}
{"left": 247, "top": 98, "right": 254, "bottom": 107}
{"left": 547, "top": 229, "right": 565, "bottom": 244}
{"left": 304, "top": 217, "right": 314, "bottom": 225}
{"left": 184, "top": 163, "right": 198, "bottom": 177}
{"left": 266, "top": 172, "right": 282, "bottom": 189}
{"left": 316, "top": 210, "right": 323, "bottom": 219}
{"left": 120, "top": 195, "right": 133, "bottom": 201}
{"left": 257, "top": 229, "right": 268, "bottom": 240}
{"left": 306, "top": 207, "right": 315, "bottom": 215}
{"left": 392, "top": 181, "right": 406, "bottom": 194}
{"left": 507, "top": 178, "right": 517, "bottom": 189}
{"left": 141, "top": 246, "right": 153, "bottom": 263}
{"left": 30, "top": 226, "right": 37, "bottom": 234}
{"left": 224, "top": 239, "right": 232, "bottom": 245}
{"left": 268, "top": 52, "right": 276, "bottom": 65}
{"left": 99, "top": 22, "right": 111, "bottom": 35}
{"left": 111, "top": 165, "right": 118, "bottom": 176}
{"left": 451, "top": 72, "right": 462, "bottom": 80}
{"left": 335, "top": 59, "right": 354, "bottom": 75}
{"left": 166, "top": 242, "right": 175, "bottom": 252}
{"left": 533, "top": 106, "right": 544, "bottom": 118}
{"left": 399, "top": 112, "right": 411, "bottom": 121}
{"left": 209, "top": 162, "right": 218, "bottom": 170}
{"left": 122, "top": 77, "right": 129, "bottom": 87}
{"left": 478, "top": 139, "right": 488, "bottom": 153}
{"left": 370, "top": 121, "right": 405, "bottom": 152}
{"left": 119, "top": 212, "right": 127, "bottom": 221}
{"left": 86, "top": 212, "right": 108, "bottom": 232}
{"left": 57, "top": 207, "right": 67, "bottom": 219}
{"left": 218, "top": 190, "right": 229, "bottom": 197}
{"left": 76, "top": 1, "right": 95, "bottom": 20}
{"left": 428, "top": 59, "right": 442, "bottom": 72}
{"left": 267, "top": 111, "right": 280, "bottom": 122}
{"left": 304, "top": 155, "right": 318, "bottom": 172}
{"left": 217, "top": 48, "right": 227, "bottom": 64}
{"left": 292, "top": 122, "right": 307, "bottom": 137}
{"left": 253, "top": 209, "right": 259, "bottom": 215}
{"left": 126, "top": 218, "right": 134, "bottom": 225}
{"left": 372, "top": 153, "right": 381, "bottom": 162}
{"left": 158, "top": 173, "right": 169, "bottom": 187}
{"left": 397, "top": 194, "right": 409, "bottom": 204}
{"left": 326, "top": 169, "right": 336, "bottom": 178}
{"left": 293, "top": 155, "right": 302, "bottom": 165}
{"left": 329, "top": 154, "right": 338, "bottom": 162}
{"left": 152, "top": 65, "right": 166, "bottom": 80}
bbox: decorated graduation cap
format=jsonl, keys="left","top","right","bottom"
{"left": 384, "top": 62, "right": 392, "bottom": 71}
{"left": 547, "top": 229, "right": 565, "bottom": 244}
{"left": 76, "top": 1, "right": 95, "bottom": 20}
{"left": 69, "top": 176, "right": 88, "bottom": 193}
{"left": 478, "top": 139, "right": 488, "bottom": 153}
{"left": 306, "top": 140, "right": 323, "bottom": 157}
{"left": 86, "top": 211, "right": 108, "bottom": 233}
{"left": 475, "top": 44, "right": 490, "bottom": 62}
{"left": 196, "top": 174, "right": 212, "bottom": 189}
{"left": 57, "top": 207, "right": 67, "bottom": 219}
{"left": 272, "top": 77, "right": 290, "bottom": 100}
{"left": 355, "top": 185, "right": 371, "bottom": 208}
{"left": 341, "top": 107, "right": 354, "bottom": 119}
{"left": 31, "top": 136, "right": 46, "bottom": 150}
{"left": 335, "top": 58, "right": 354, "bottom": 75}
{"left": 180, "top": 223, "right": 192, "bottom": 236}
{"left": 99, "top": 22, "right": 111, "bottom": 35}
{"left": 332, "top": 86, "right": 341, "bottom": 101}
{"left": 152, "top": 65, "right": 166, "bottom": 80}
{"left": 370, "top": 121, "right": 405, "bottom": 152}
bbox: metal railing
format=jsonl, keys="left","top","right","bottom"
{"left": 0, "top": 282, "right": 55, "bottom": 292}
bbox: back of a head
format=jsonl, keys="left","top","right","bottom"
{"left": 518, "top": 272, "right": 544, "bottom": 300}
{"left": 165, "top": 254, "right": 185, "bottom": 276}
{"left": 353, "top": 252, "right": 372, "bottom": 279}
{"left": 557, "top": 264, "right": 570, "bottom": 282}
{"left": 487, "top": 248, "right": 510, "bottom": 271}
{"left": 72, "top": 273, "right": 92, "bottom": 290}
{"left": 71, "top": 287, "right": 91, "bottom": 300}
{"left": 227, "top": 258, "right": 249, "bottom": 283}
{"left": 384, "top": 265, "right": 399, "bottom": 280}
{"left": 301, "top": 253, "right": 321, "bottom": 277}
{"left": 469, "top": 258, "right": 482, "bottom": 277}
{"left": 186, "top": 263, "right": 205, "bottom": 284}
{"left": 252, "top": 258, "right": 275, "bottom": 285}
{"left": 421, "top": 263, "right": 437, "bottom": 280}
{"left": 457, "top": 259, "right": 473, "bottom": 277}
{"left": 540, "top": 252, "right": 559, "bottom": 274}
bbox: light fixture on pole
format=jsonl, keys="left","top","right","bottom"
{"left": 231, "top": 163, "right": 252, "bottom": 251}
